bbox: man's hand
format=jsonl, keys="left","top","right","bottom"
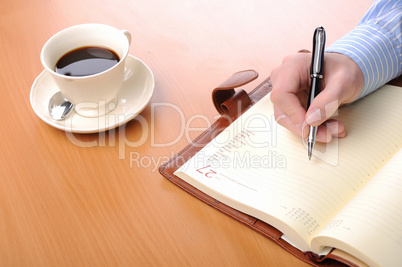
{"left": 270, "top": 52, "right": 364, "bottom": 143}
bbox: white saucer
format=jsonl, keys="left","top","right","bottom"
{"left": 30, "top": 55, "right": 155, "bottom": 133}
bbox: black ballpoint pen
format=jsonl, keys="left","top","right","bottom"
{"left": 307, "top": 26, "right": 326, "bottom": 160}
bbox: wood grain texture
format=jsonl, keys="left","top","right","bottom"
{"left": 0, "top": 0, "right": 372, "bottom": 266}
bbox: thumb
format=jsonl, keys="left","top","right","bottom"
{"left": 305, "top": 90, "right": 341, "bottom": 127}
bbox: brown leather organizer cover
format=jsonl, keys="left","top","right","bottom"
{"left": 159, "top": 70, "right": 359, "bottom": 267}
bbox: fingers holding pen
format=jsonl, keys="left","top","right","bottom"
{"left": 304, "top": 83, "right": 347, "bottom": 142}
{"left": 304, "top": 56, "right": 364, "bottom": 141}
{"left": 270, "top": 51, "right": 364, "bottom": 144}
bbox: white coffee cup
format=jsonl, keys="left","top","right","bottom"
{"left": 41, "top": 23, "right": 131, "bottom": 117}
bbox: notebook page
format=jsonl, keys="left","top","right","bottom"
{"left": 312, "top": 148, "right": 402, "bottom": 267}
{"left": 175, "top": 84, "right": 402, "bottom": 251}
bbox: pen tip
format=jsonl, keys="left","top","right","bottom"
{"left": 308, "top": 142, "right": 313, "bottom": 161}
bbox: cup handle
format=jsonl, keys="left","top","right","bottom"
{"left": 122, "top": 30, "right": 131, "bottom": 45}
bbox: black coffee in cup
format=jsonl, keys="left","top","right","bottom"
{"left": 55, "top": 46, "right": 120, "bottom": 77}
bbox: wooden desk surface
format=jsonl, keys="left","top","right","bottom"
{"left": 0, "top": 0, "right": 372, "bottom": 266}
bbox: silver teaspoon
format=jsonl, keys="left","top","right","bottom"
{"left": 48, "top": 91, "right": 74, "bottom": 120}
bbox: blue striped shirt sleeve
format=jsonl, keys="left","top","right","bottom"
{"left": 326, "top": 0, "right": 402, "bottom": 100}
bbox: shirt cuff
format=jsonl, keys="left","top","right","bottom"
{"left": 326, "top": 23, "right": 401, "bottom": 100}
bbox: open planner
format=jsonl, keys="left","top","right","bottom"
{"left": 159, "top": 70, "right": 402, "bottom": 267}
